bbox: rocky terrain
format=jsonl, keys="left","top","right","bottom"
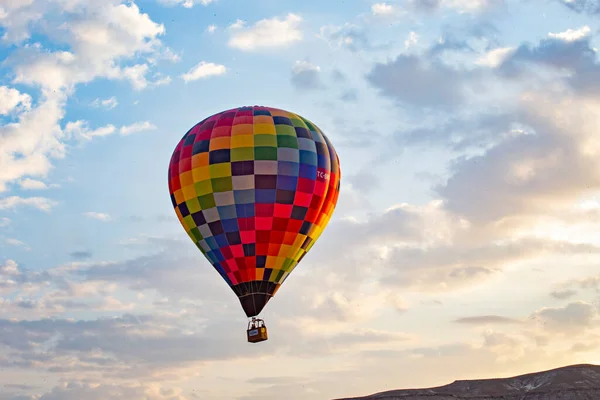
{"left": 334, "top": 364, "right": 600, "bottom": 400}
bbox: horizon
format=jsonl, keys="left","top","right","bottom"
{"left": 2, "top": 0, "right": 600, "bottom": 399}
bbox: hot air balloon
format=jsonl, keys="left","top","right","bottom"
{"left": 168, "top": 106, "right": 341, "bottom": 343}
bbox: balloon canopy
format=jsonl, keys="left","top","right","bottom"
{"left": 168, "top": 106, "right": 341, "bottom": 317}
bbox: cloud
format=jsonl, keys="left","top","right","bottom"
{"left": 367, "top": 54, "right": 471, "bottom": 108}
{"left": 436, "top": 90, "right": 600, "bottom": 224}
{"left": 548, "top": 26, "right": 591, "bottom": 42}
{"left": 550, "top": 289, "right": 578, "bottom": 300}
{"left": 475, "top": 46, "right": 515, "bottom": 68}
{"left": 73, "top": 240, "right": 232, "bottom": 304}
{"left": 65, "top": 120, "right": 156, "bottom": 139}
{"left": 121, "top": 64, "right": 172, "bottom": 90}
{"left": 318, "top": 23, "right": 388, "bottom": 53}
{"left": 0, "top": 258, "right": 140, "bottom": 319}
{"left": 205, "top": 24, "right": 217, "bottom": 34}
{"left": 550, "top": 274, "right": 600, "bottom": 300}
{"left": 90, "top": 96, "right": 118, "bottom": 110}
{"left": 8, "top": 3, "right": 167, "bottom": 91}
{"left": 0, "top": 196, "right": 56, "bottom": 211}
{"left": 0, "top": 259, "right": 53, "bottom": 299}
{"left": 329, "top": 118, "right": 383, "bottom": 148}
{"left": 1, "top": 224, "right": 597, "bottom": 400}
{"left": 31, "top": 382, "right": 192, "bottom": 400}
{"left": 290, "top": 61, "right": 323, "bottom": 90}
{"left": 406, "top": 0, "right": 505, "bottom": 13}
{"left": 332, "top": 69, "right": 346, "bottom": 82}
{"left": 65, "top": 120, "right": 117, "bottom": 140}
{"left": 148, "top": 47, "right": 182, "bottom": 64}
{"left": 228, "top": 13, "right": 303, "bottom": 51}
{"left": 340, "top": 89, "right": 358, "bottom": 102}
{"left": 395, "top": 111, "right": 516, "bottom": 151}
{"left": 83, "top": 212, "right": 111, "bottom": 221}
{"left": 371, "top": 2, "right": 395, "bottom": 15}
{"left": 18, "top": 178, "right": 49, "bottom": 190}
{"left": 294, "top": 191, "right": 600, "bottom": 299}
{"left": 119, "top": 121, "right": 157, "bottom": 135}
{"left": 157, "top": 0, "right": 215, "bottom": 8}
{"left": 532, "top": 301, "right": 598, "bottom": 335}
{"left": 70, "top": 251, "right": 93, "bottom": 260}
{"left": 0, "top": 217, "right": 10, "bottom": 227}
{"left": 230, "top": 19, "right": 245, "bottom": 29}
{"left": 404, "top": 31, "right": 419, "bottom": 48}
{"left": 481, "top": 331, "right": 526, "bottom": 362}
{"left": 181, "top": 61, "right": 227, "bottom": 82}
{"left": 0, "top": 86, "right": 31, "bottom": 115}
{"left": 454, "top": 315, "right": 522, "bottom": 325}
{"left": 496, "top": 28, "right": 600, "bottom": 96}
{"left": 347, "top": 170, "right": 381, "bottom": 193}
{"left": 0, "top": 1, "right": 171, "bottom": 192}
{"left": 5, "top": 238, "right": 29, "bottom": 249}
{"left": 557, "top": 0, "right": 600, "bottom": 14}
{"left": 0, "top": 92, "right": 66, "bottom": 193}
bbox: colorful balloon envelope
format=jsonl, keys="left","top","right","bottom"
{"left": 168, "top": 106, "right": 341, "bottom": 318}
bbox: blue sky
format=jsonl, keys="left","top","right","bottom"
{"left": 2, "top": 0, "right": 600, "bottom": 399}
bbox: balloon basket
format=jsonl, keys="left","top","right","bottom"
{"left": 247, "top": 317, "right": 268, "bottom": 343}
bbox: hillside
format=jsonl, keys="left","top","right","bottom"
{"left": 334, "top": 364, "right": 600, "bottom": 400}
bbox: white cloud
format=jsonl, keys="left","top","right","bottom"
{"left": 440, "top": 0, "right": 501, "bottom": 12}
{"left": 405, "top": 31, "right": 419, "bottom": 48}
{"left": 181, "top": 61, "right": 227, "bottom": 82}
{"left": 11, "top": 4, "right": 166, "bottom": 92}
{"left": 0, "top": 92, "right": 65, "bottom": 192}
{"left": 65, "top": 120, "right": 117, "bottom": 139}
{"left": 206, "top": 24, "right": 217, "bottom": 34}
{"left": 0, "top": 217, "right": 10, "bottom": 227}
{"left": 64, "top": 120, "right": 156, "bottom": 139}
{"left": 228, "top": 13, "right": 303, "bottom": 51}
{"left": 151, "top": 73, "right": 172, "bottom": 86}
{"left": 121, "top": 64, "right": 172, "bottom": 90}
{"left": 548, "top": 25, "right": 591, "bottom": 42}
{"left": 0, "top": 86, "right": 31, "bottom": 115}
{"left": 37, "top": 382, "right": 193, "bottom": 400}
{"left": 90, "top": 96, "right": 118, "bottom": 110}
{"left": 157, "top": 0, "right": 215, "bottom": 8}
{"left": 147, "top": 47, "right": 181, "bottom": 64}
{"left": 18, "top": 178, "right": 48, "bottom": 190}
{"left": 291, "top": 61, "right": 323, "bottom": 90}
{"left": 372, "top": 2, "right": 395, "bottom": 15}
{"left": 0, "top": 0, "right": 42, "bottom": 43}
{"left": 292, "top": 60, "right": 320, "bottom": 74}
{"left": 83, "top": 211, "right": 111, "bottom": 221}
{"left": 0, "top": 196, "right": 56, "bottom": 211}
{"left": 122, "top": 64, "right": 151, "bottom": 90}
{"left": 119, "top": 121, "right": 157, "bottom": 135}
{"left": 229, "top": 19, "right": 246, "bottom": 29}
{"left": 317, "top": 22, "right": 380, "bottom": 52}
{"left": 5, "top": 238, "right": 29, "bottom": 250}
{"left": 406, "top": 0, "right": 502, "bottom": 12}
{"left": 0, "top": 1, "right": 170, "bottom": 192}
{"left": 475, "top": 47, "right": 516, "bottom": 68}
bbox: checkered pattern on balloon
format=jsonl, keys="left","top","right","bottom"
{"left": 169, "top": 106, "right": 341, "bottom": 318}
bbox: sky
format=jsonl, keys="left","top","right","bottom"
{"left": 1, "top": 0, "right": 600, "bottom": 399}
